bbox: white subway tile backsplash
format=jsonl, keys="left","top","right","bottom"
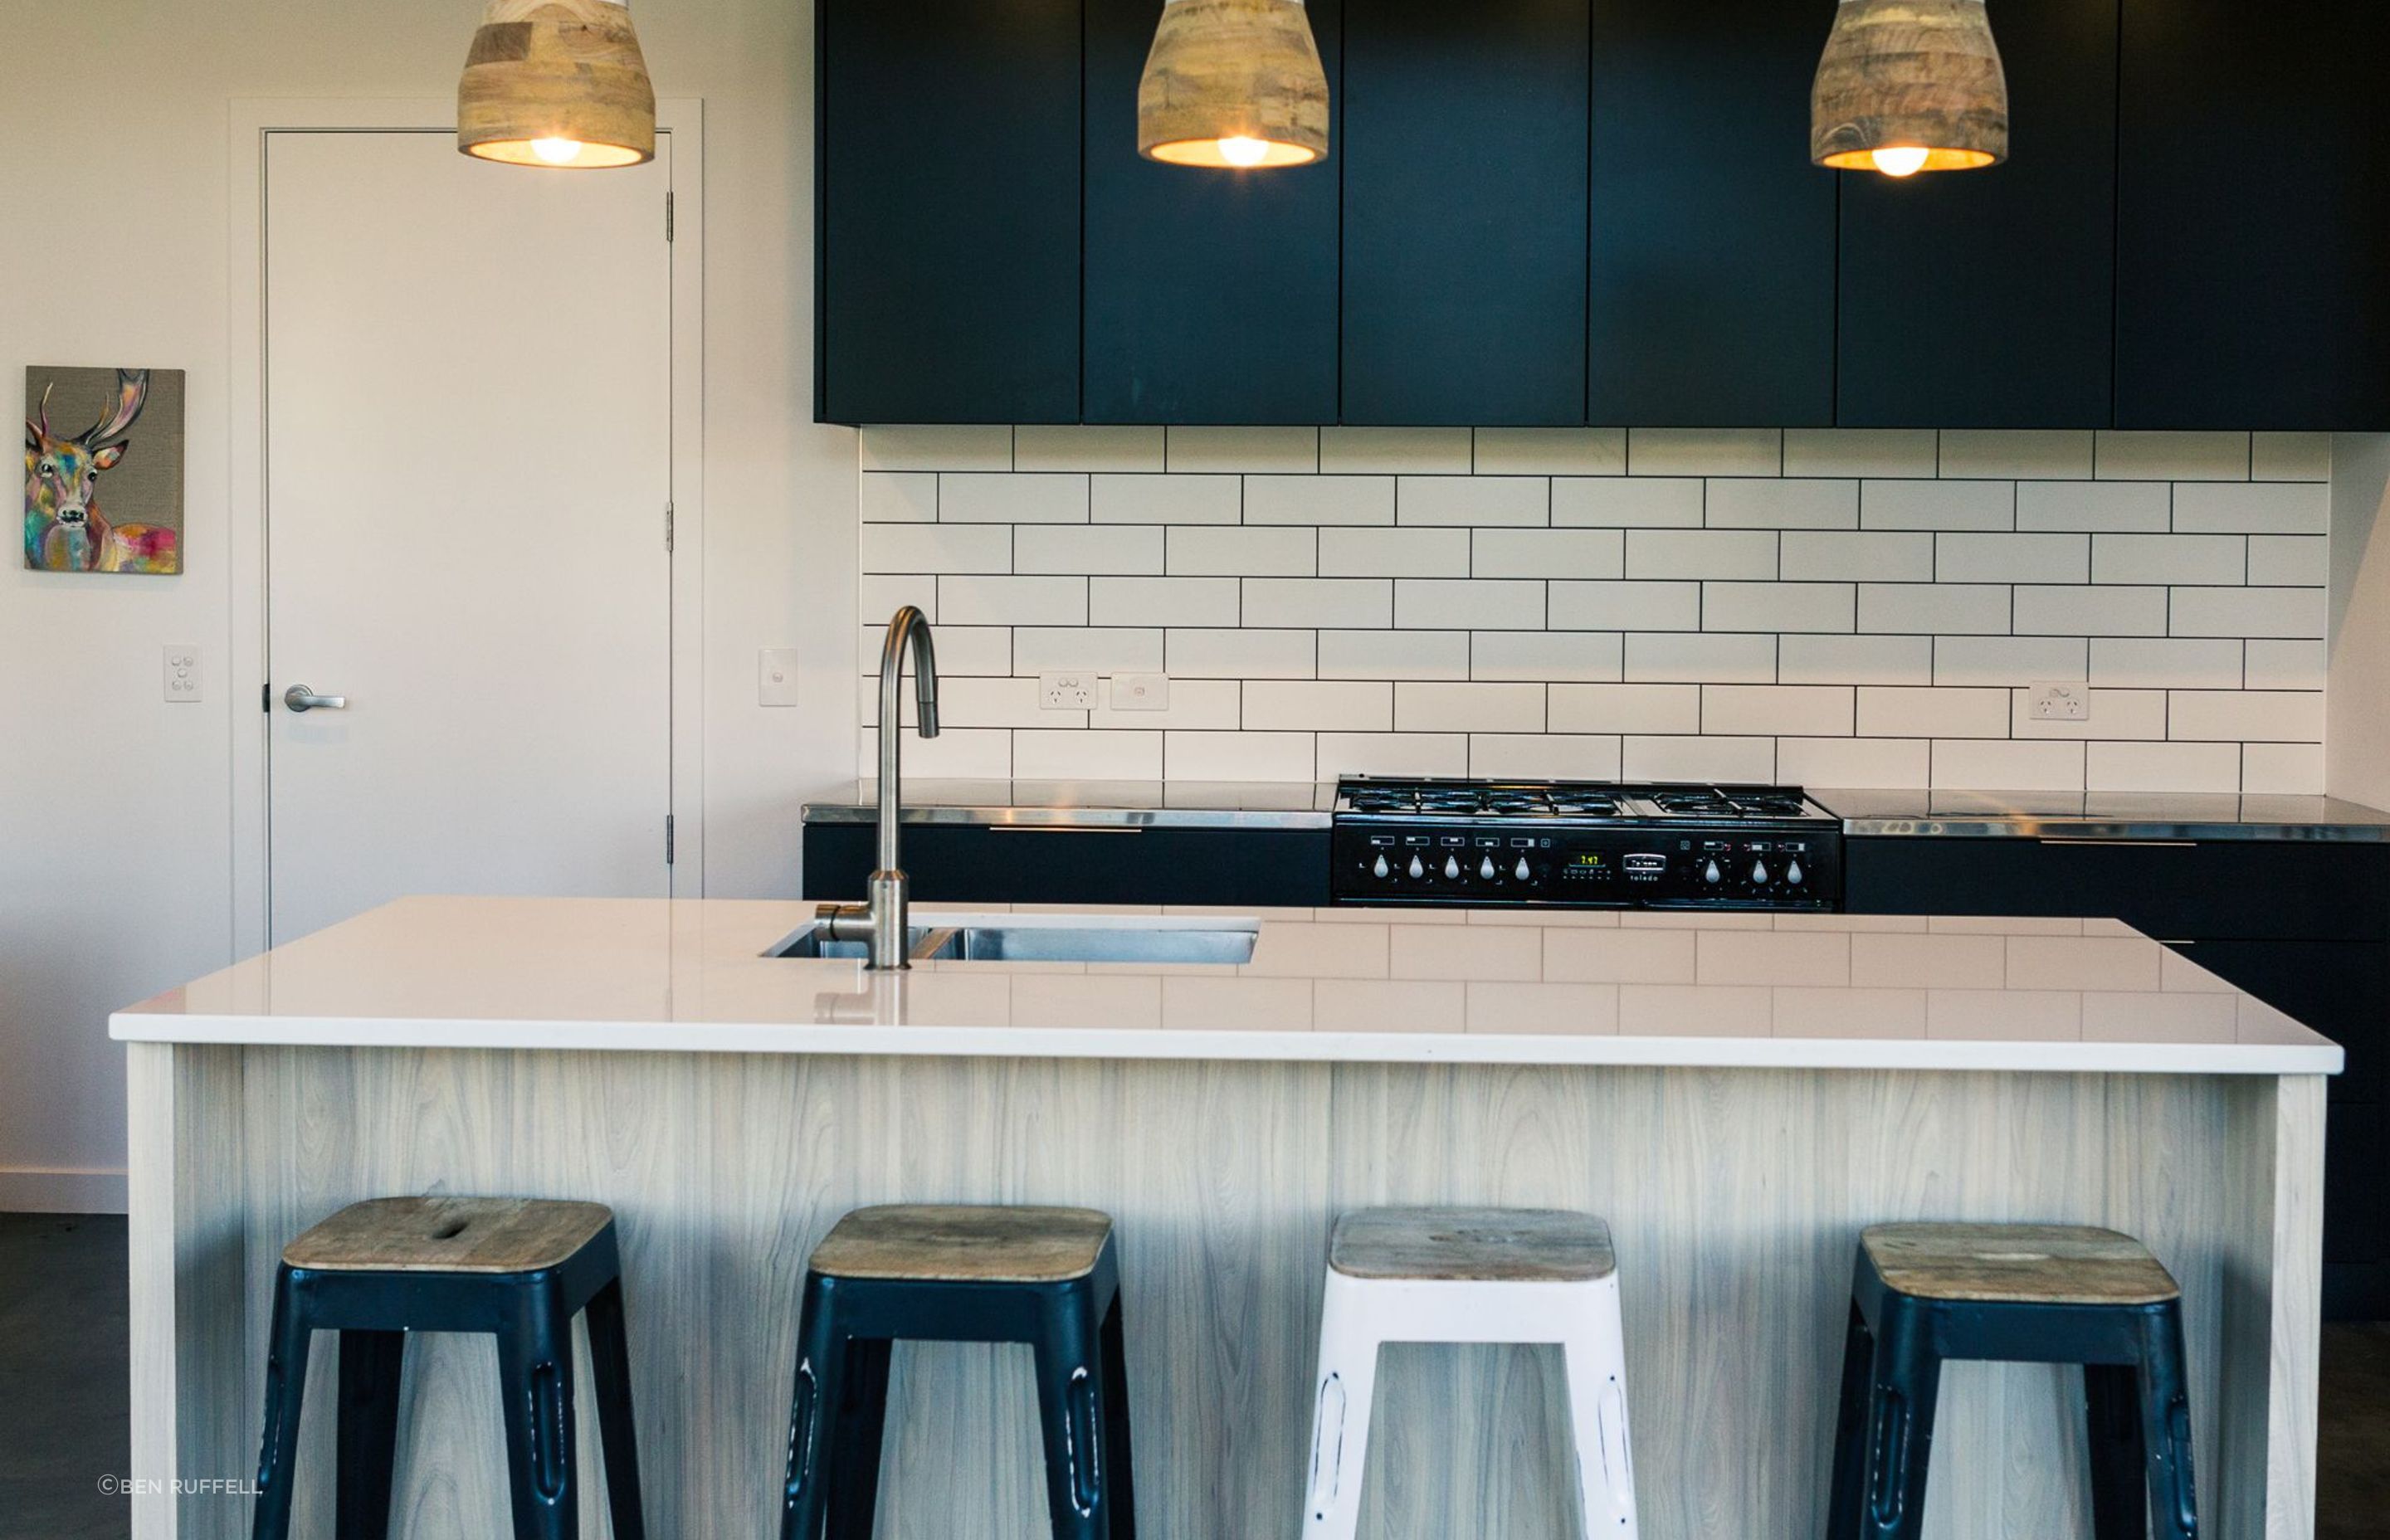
{"left": 1398, "top": 476, "right": 1549, "bottom": 527}
{"left": 1088, "top": 577, "right": 1239, "bottom": 627}
{"left": 1016, "top": 524, "right": 1164, "bottom": 575}
{"left": 1168, "top": 628, "right": 1314, "bottom": 680}
{"left": 1244, "top": 578, "right": 1393, "bottom": 629}
{"left": 866, "top": 725, "right": 1012, "bottom": 778}
{"left": 2173, "top": 482, "right": 2329, "bottom": 534}
{"left": 858, "top": 421, "right": 2323, "bottom": 794}
{"left": 2095, "top": 431, "right": 2248, "bottom": 482}
{"left": 1627, "top": 428, "right": 1781, "bottom": 477}
{"left": 1549, "top": 580, "right": 1701, "bottom": 631}
{"left": 1472, "top": 631, "right": 1626, "bottom": 683}
{"left": 1317, "top": 629, "right": 1470, "bottom": 680}
{"left": 1783, "top": 429, "right": 1938, "bottom": 480}
{"left": 1092, "top": 473, "right": 1241, "bottom": 524}
{"left": 1163, "top": 426, "right": 1316, "bottom": 473}
{"left": 1707, "top": 479, "right": 1859, "bottom": 530}
{"left": 1396, "top": 682, "right": 1547, "bottom": 733}
{"left": 1321, "top": 426, "right": 1474, "bottom": 475}
{"left": 1167, "top": 526, "right": 1316, "bottom": 577}
{"left": 1936, "top": 533, "right": 2089, "bottom": 583}
{"left": 1395, "top": 579, "right": 1546, "bottom": 631}
{"left": 1318, "top": 527, "right": 1470, "bottom": 578}
{"left": 1862, "top": 480, "right": 2014, "bottom": 531}
{"left": 1548, "top": 683, "right": 1701, "bottom": 736}
{"left": 1553, "top": 477, "right": 1705, "bottom": 528}
{"left": 1700, "top": 582, "right": 1855, "bottom": 634}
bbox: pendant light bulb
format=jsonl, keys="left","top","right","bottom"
{"left": 1812, "top": 0, "right": 2008, "bottom": 176}
{"left": 1139, "top": 0, "right": 1330, "bottom": 170}
{"left": 459, "top": 0, "right": 657, "bottom": 170}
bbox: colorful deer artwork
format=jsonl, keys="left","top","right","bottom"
{"left": 24, "top": 368, "right": 178, "bottom": 574}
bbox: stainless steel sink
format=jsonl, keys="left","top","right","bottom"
{"left": 771, "top": 915, "right": 1258, "bottom": 966}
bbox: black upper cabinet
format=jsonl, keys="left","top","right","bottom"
{"left": 2116, "top": 0, "right": 2390, "bottom": 429}
{"left": 1837, "top": 0, "right": 2119, "bottom": 428}
{"left": 1588, "top": 0, "right": 1836, "bottom": 426}
{"left": 817, "top": 0, "right": 1083, "bottom": 425}
{"left": 1340, "top": 0, "right": 1589, "bottom": 426}
{"left": 1083, "top": 0, "right": 1342, "bottom": 425}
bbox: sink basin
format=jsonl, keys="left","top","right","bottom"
{"left": 770, "top": 914, "right": 1258, "bottom": 966}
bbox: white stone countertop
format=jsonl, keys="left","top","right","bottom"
{"left": 110, "top": 897, "right": 2343, "bottom": 1075}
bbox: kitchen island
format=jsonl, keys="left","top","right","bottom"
{"left": 115, "top": 897, "right": 2338, "bottom": 1540}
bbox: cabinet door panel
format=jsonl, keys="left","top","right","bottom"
{"left": 2116, "top": 0, "right": 2390, "bottom": 428}
{"left": 817, "top": 0, "right": 1083, "bottom": 424}
{"left": 803, "top": 823, "right": 1334, "bottom": 906}
{"left": 1341, "top": 0, "right": 1589, "bottom": 426}
{"left": 1084, "top": 0, "right": 1342, "bottom": 425}
{"left": 1588, "top": 0, "right": 1836, "bottom": 426}
{"left": 1838, "top": 0, "right": 2118, "bottom": 428}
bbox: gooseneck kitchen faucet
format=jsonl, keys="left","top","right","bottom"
{"left": 817, "top": 607, "right": 939, "bottom": 968}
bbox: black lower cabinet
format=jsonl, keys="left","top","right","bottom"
{"left": 1845, "top": 836, "right": 2390, "bottom": 1322}
{"left": 802, "top": 823, "right": 1332, "bottom": 908}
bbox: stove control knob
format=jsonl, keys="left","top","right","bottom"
{"left": 1702, "top": 859, "right": 1723, "bottom": 885}
{"left": 1785, "top": 859, "right": 1804, "bottom": 886}
{"left": 1749, "top": 858, "right": 1770, "bottom": 885}
{"left": 1443, "top": 855, "right": 1461, "bottom": 881}
{"left": 1479, "top": 855, "right": 1498, "bottom": 881}
{"left": 1407, "top": 854, "right": 1426, "bottom": 880}
{"left": 1373, "top": 853, "right": 1390, "bottom": 880}
{"left": 1514, "top": 855, "right": 1533, "bottom": 883}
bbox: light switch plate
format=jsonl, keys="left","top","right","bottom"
{"left": 2028, "top": 682, "right": 2089, "bottom": 721}
{"left": 1040, "top": 671, "right": 1095, "bottom": 710}
{"left": 1110, "top": 673, "right": 1170, "bottom": 711}
{"left": 758, "top": 648, "right": 801, "bottom": 707}
{"left": 163, "top": 645, "right": 202, "bottom": 703}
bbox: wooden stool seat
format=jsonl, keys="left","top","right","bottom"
{"left": 809, "top": 1203, "right": 1114, "bottom": 1284}
{"left": 1329, "top": 1206, "right": 1616, "bottom": 1284}
{"left": 1861, "top": 1222, "right": 2180, "bottom": 1307}
{"left": 281, "top": 1196, "right": 615, "bottom": 1274}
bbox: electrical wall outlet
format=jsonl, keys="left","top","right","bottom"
{"left": 163, "top": 645, "right": 202, "bottom": 703}
{"left": 2028, "top": 682, "right": 2090, "bottom": 722}
{"left": 1039, "top": 671, "right": 1096, "bottom": 710}
{"left": 1110, "top": 673, "right": 1170, "bottom": 711}
{"left": 758, "top": 648, "right": 801, "bottom": 707}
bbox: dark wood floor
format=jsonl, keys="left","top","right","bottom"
{"left": 1, "top": 1212, "right": 2382, "bottom": 1538}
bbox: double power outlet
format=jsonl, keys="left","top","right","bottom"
{"left": 1040, "top": 671, "right": 1168, "bottom": 713}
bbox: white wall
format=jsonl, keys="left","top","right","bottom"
{"left": 2329, "top": 435, "right": 2390, "bottom": 806}
{"left": 0, "top": 0, "right": 860, "bottom": 1211}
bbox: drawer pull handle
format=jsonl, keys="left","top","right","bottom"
{"left": 2037, "top": 838, "right": 2199, "bottom": 849}
{"left": 987, "top": 824, "right": 1145, "bottom": 835}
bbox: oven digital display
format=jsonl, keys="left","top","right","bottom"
{"left": 1568, "top": 853, "right": 1609, "bottom": 869}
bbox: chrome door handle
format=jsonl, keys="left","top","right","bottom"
{"left": 283, "top": 684, "right": 347, "bottom": 713}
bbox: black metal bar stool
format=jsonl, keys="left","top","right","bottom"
{"left": 249, "top": 1196, "right": 646, "bottom": 1540}
{"left": 779, "top": 1204, "right": 1137, "bottom": 1540}
{"left": 1827, "top": 1222, "right": 2196, "bottom": 1540}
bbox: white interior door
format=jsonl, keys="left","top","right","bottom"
{"left": 265, "top": 129, "right": 675, "bottom": 943}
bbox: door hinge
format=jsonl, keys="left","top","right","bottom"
{"left": 665, "top": 192, "right": 675, "bottom": 243}
{"left": 665, "top": 501, "right": 676, "bottom": 553}
{"left": 666, "top": 814, "right": 676, "bottom": 865}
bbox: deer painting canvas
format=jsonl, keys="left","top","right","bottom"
{"left": 23, "top": 365, "right": 185, "bottom": 574}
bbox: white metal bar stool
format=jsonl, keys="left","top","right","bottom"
{"left": 1301, "top": 1206, "right": 1638, "bottom": 1539}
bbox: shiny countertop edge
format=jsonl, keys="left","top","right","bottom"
{"left": 109, "top": 1012, "right": 2343, "bottom": 1075}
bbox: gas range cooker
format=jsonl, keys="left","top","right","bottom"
{"left": 1330, "top": 777, "right": 1841, "bottom": 910}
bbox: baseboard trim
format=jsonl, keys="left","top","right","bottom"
{"left": 0, "top": 1167, "right": 129, "bottom": 1214}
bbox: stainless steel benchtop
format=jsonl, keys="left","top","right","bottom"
{"left": 800, "top": 780, "right": 2390, "bottom": 842}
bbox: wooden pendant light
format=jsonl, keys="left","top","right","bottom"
{"left": 1811, "top": 0, "right": 2007, "bottom": 176}
{"left": 459, "top": 0, "right": 656, "bottom": 169}
{"left": 1139, "top": 0, "right": 1329, "bottom": 169}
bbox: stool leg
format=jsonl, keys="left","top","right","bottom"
{"left": 1561, "top": 1277, "right": 1638, "bottom": 1538}
{"left": 1097, "top": 1294, "right": 1139, "bottom": 1540}
{"left": 2083, "top": 1363, "right": 2148, "bottom": 1540}
{"left": 334, "top": 1329, "right": 407, "bottom": 1540}
{"left": 251, "top": 1269, "right": 313, "bottom": 1540}
{"left": 782, "top": 1275, "right": 851, "bottom": 1540}
{"left": 1854, "top": 1299, "right": 1942, "bottom": 1540}
{"left": 1300, "top": 1278, "right": 1380, "bottom": 1540}
{"left": 1825, "top": 1305, "right": 1875, "bottom": 1540}
{"left": 583, "top": 1279, "right": 649, "bottom": 1540}
{"left": 495, "top": 1294, "right": 579, "bottom": 1540}
{"left": 824, "top": 1337, "right": 893, "bottom": 1540}
{"left": 2135, "top": 1304, "right": 2199, "bottom": 1540}
{"left": 1032, "top": 1286, "right": 1109, "bottom": 1540}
